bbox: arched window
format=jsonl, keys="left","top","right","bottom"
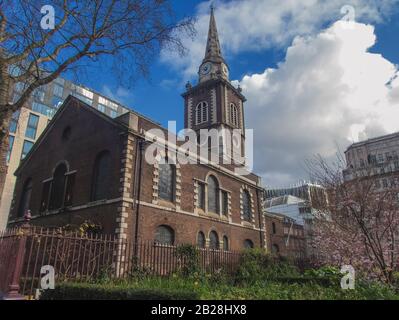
{"left": 18, "top": 178, "right": 32, "bottom": 217}
{"left": 92, "top": 151, "right": 111, "bottom": 201}
{"left": 158, "top": 161, "right": 175, "bottom": 202}
{"left": 209, "top": 231, "right": 219, "bottom": 250}
{"left": 207, "top": 175, "right": 219, "bottom": 213}
{"left": 62, "top": 126, "right": 71, "bottom": 141}
{"left": 242, "top": 190, "right": 251, "bottom": 221}
{"left": 155, "top": 225, "right": 175, "bottom": 245}
{"left": 49, "top": 163, "right": 67, "bottom": 210}
{"left": 223, "top": 236, "right": 229, "bottom": 251}
{"left": 272, "top": 244, "right": 280, "bottom": 254}
{"left": 230, "top": 103, "right": 239, "bottom": 127}
{"left": 244, "top": 239, "right": 254, "bottom": 249}
{"left": 197, "top": 231, "right": 206, "bottom": 248}
{"left": 195, "top": 101, "right": 208, "bottom": 125}
{"left": 272, "top": 222, "right": 276, "bottom": 234}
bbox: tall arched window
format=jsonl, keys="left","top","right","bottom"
{"left": 230, "top": 103, "right": 239, "bottom": 127}
{"left": 195, "top": 101, "right": 208, "bottom": 125}
{"left": 197, "top": 231, "right": 206, "bottom": 248}
{"left": 207, "top": 175, "right": 219, "bottom": 213}
{"left": 272, "top": 244, "right": 280, "bottom": 254}
{"left": 92, "top": 151, "right": 111, "bottom": 201}
{"left": 272, "top": 222, "right": 276, "bottom": 234}
{"left": 158, "top": 161, "right": 175, "bottom": 202}
{"left": 49, "top": 164, "right": 67, "bottom": 210}
{"left": 244, "top": 239, "right": 254, "bottom": 249}
{"left": 18, "top": 178, "right": 32, "bottom": 217}
{"left": 209, "top": 231, "right": 219, "bottom": 250}
{"left": 155, "top": 225, "right": 175, "bottom": 245}
{"left": 242, "top": 190, "right": 251, "bottom": 221}
{"left": 223, "top": 236, "right": 229, "bottom": 251}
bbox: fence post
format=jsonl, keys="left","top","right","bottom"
{"left": 2, "top": 210, "right": 31, "bottom": 300}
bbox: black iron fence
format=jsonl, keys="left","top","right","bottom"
{"left": 0, "top": 226, "right": 242, "bottom": 298}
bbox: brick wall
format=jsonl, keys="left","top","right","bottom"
{"left": 137, "top": 205, "right": 262, "bottom": 250}
{"left": 9, "top": 98, "right": 126, "bottom": 230}
{"left": 9, "top": 97, "right": 267, "bottom": 252}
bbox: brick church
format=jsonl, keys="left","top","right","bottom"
{"left": 8, "top": 9, "right": 268, "bottom": 251}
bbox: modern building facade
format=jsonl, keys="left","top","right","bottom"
{"left": 0, "top": 76, "right": 130, "bottom": 230}
{"left": 343, "top": 131, "right": 399, "bottom": 189}
{"left": 264, "top": 182, "right": 327, "bottom": 209}
{"left": 264, "top": 195, "right": 319, "bottom": 226}
{"left": 7, "top": 10, "right": 267, "bottom": 251}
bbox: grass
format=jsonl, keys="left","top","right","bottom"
{"left": 39, "top": 250, "right": 399, "bottom": 300}
{"left": 43, "top": 275, "right": 399, "bottom": 300}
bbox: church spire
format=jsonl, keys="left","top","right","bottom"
{"left": 198, "top": 6, "right": 229, "bottom": 82}
{"left": 203, "top": 5, "right": 224, "bottom": 64}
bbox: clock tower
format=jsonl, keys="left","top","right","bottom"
{"left": 182, "top": 7, "right": 247, "bottom": 162}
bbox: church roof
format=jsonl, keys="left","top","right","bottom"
{"left": 203, "top": 6, "right": 226, "bottom": 65}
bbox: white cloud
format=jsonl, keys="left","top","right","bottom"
{"left": 161, "top": 0, "right": 398, "bottom": 79}
{"left": 239, "top": 20, "right": 399, "bottom": 186}
{"left": 101, "top": 85, "right": 132, "bottom": 105}
{"left": 160, "top": 0, "right": 399, "bottom": 186}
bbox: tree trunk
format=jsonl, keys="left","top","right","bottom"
{"left": 0, "top": 60, "right": 12, "bottom": 210}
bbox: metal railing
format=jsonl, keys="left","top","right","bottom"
{"left": 0, "top": 225, "right": 242, "bottom": 298}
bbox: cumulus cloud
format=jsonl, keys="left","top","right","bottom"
{"left": 161, "top": 0, "right": 398, "bottom": 79}
{"left": 160, "top": 0, "right": 399, "bottom": 186}
{"left": 239, "top": 21, "right": 399, "bottom": 186}
{"left": 101, "top": 85, "right": 133, "bottom": 105}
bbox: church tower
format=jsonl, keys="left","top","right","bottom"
{"left": 182, "top": 7, "right": 247, "bottom": 161}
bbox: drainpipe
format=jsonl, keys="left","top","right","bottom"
{"left": 257, "top": 188, "right": 265, "bottom": 249}
{"left": 133, "top": 139, "right": 146, "bottom": 256}
{"left": 130, "top": 137, "right": 139, "bottom": 237}
{"left": 285, "top": 220, "right": 294, "bottom": 247}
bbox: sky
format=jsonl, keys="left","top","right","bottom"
{"left": 63, "top": 0, "right": 399, "bottom": 188}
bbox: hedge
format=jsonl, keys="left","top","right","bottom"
{"left": 40, "top": 282, "right": 199, "bottom": 300}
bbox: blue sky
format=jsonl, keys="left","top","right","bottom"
{"left": 66, "top": 0, "right": 288, "bottom": 128}
{"left": 61, "top": 0, "right": 399, "bottom": 187}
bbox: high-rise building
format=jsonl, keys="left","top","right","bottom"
{"left": 343, "top": 131, "right": 399, "bottom": 189}
{"left": 0, "top": 78, "right": 130, "bottom": 230}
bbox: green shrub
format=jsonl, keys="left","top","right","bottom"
{"left": 235, "top": 249, "right": 300, "bottom": 284}
{"left": 40, "top": 282, "right": 199, "bottom": 300}
{"left": 353, "top": 281, "right": 399, "bottom": 300}
{"left": 304, "top": 266, "right": 342, "bottom": 279}
{"left": 175, "top": 244, "right": 200, "bottom": 277}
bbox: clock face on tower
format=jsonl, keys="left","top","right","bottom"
{"left": 200, "top": 62, "right": 212, "bottom": 75}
